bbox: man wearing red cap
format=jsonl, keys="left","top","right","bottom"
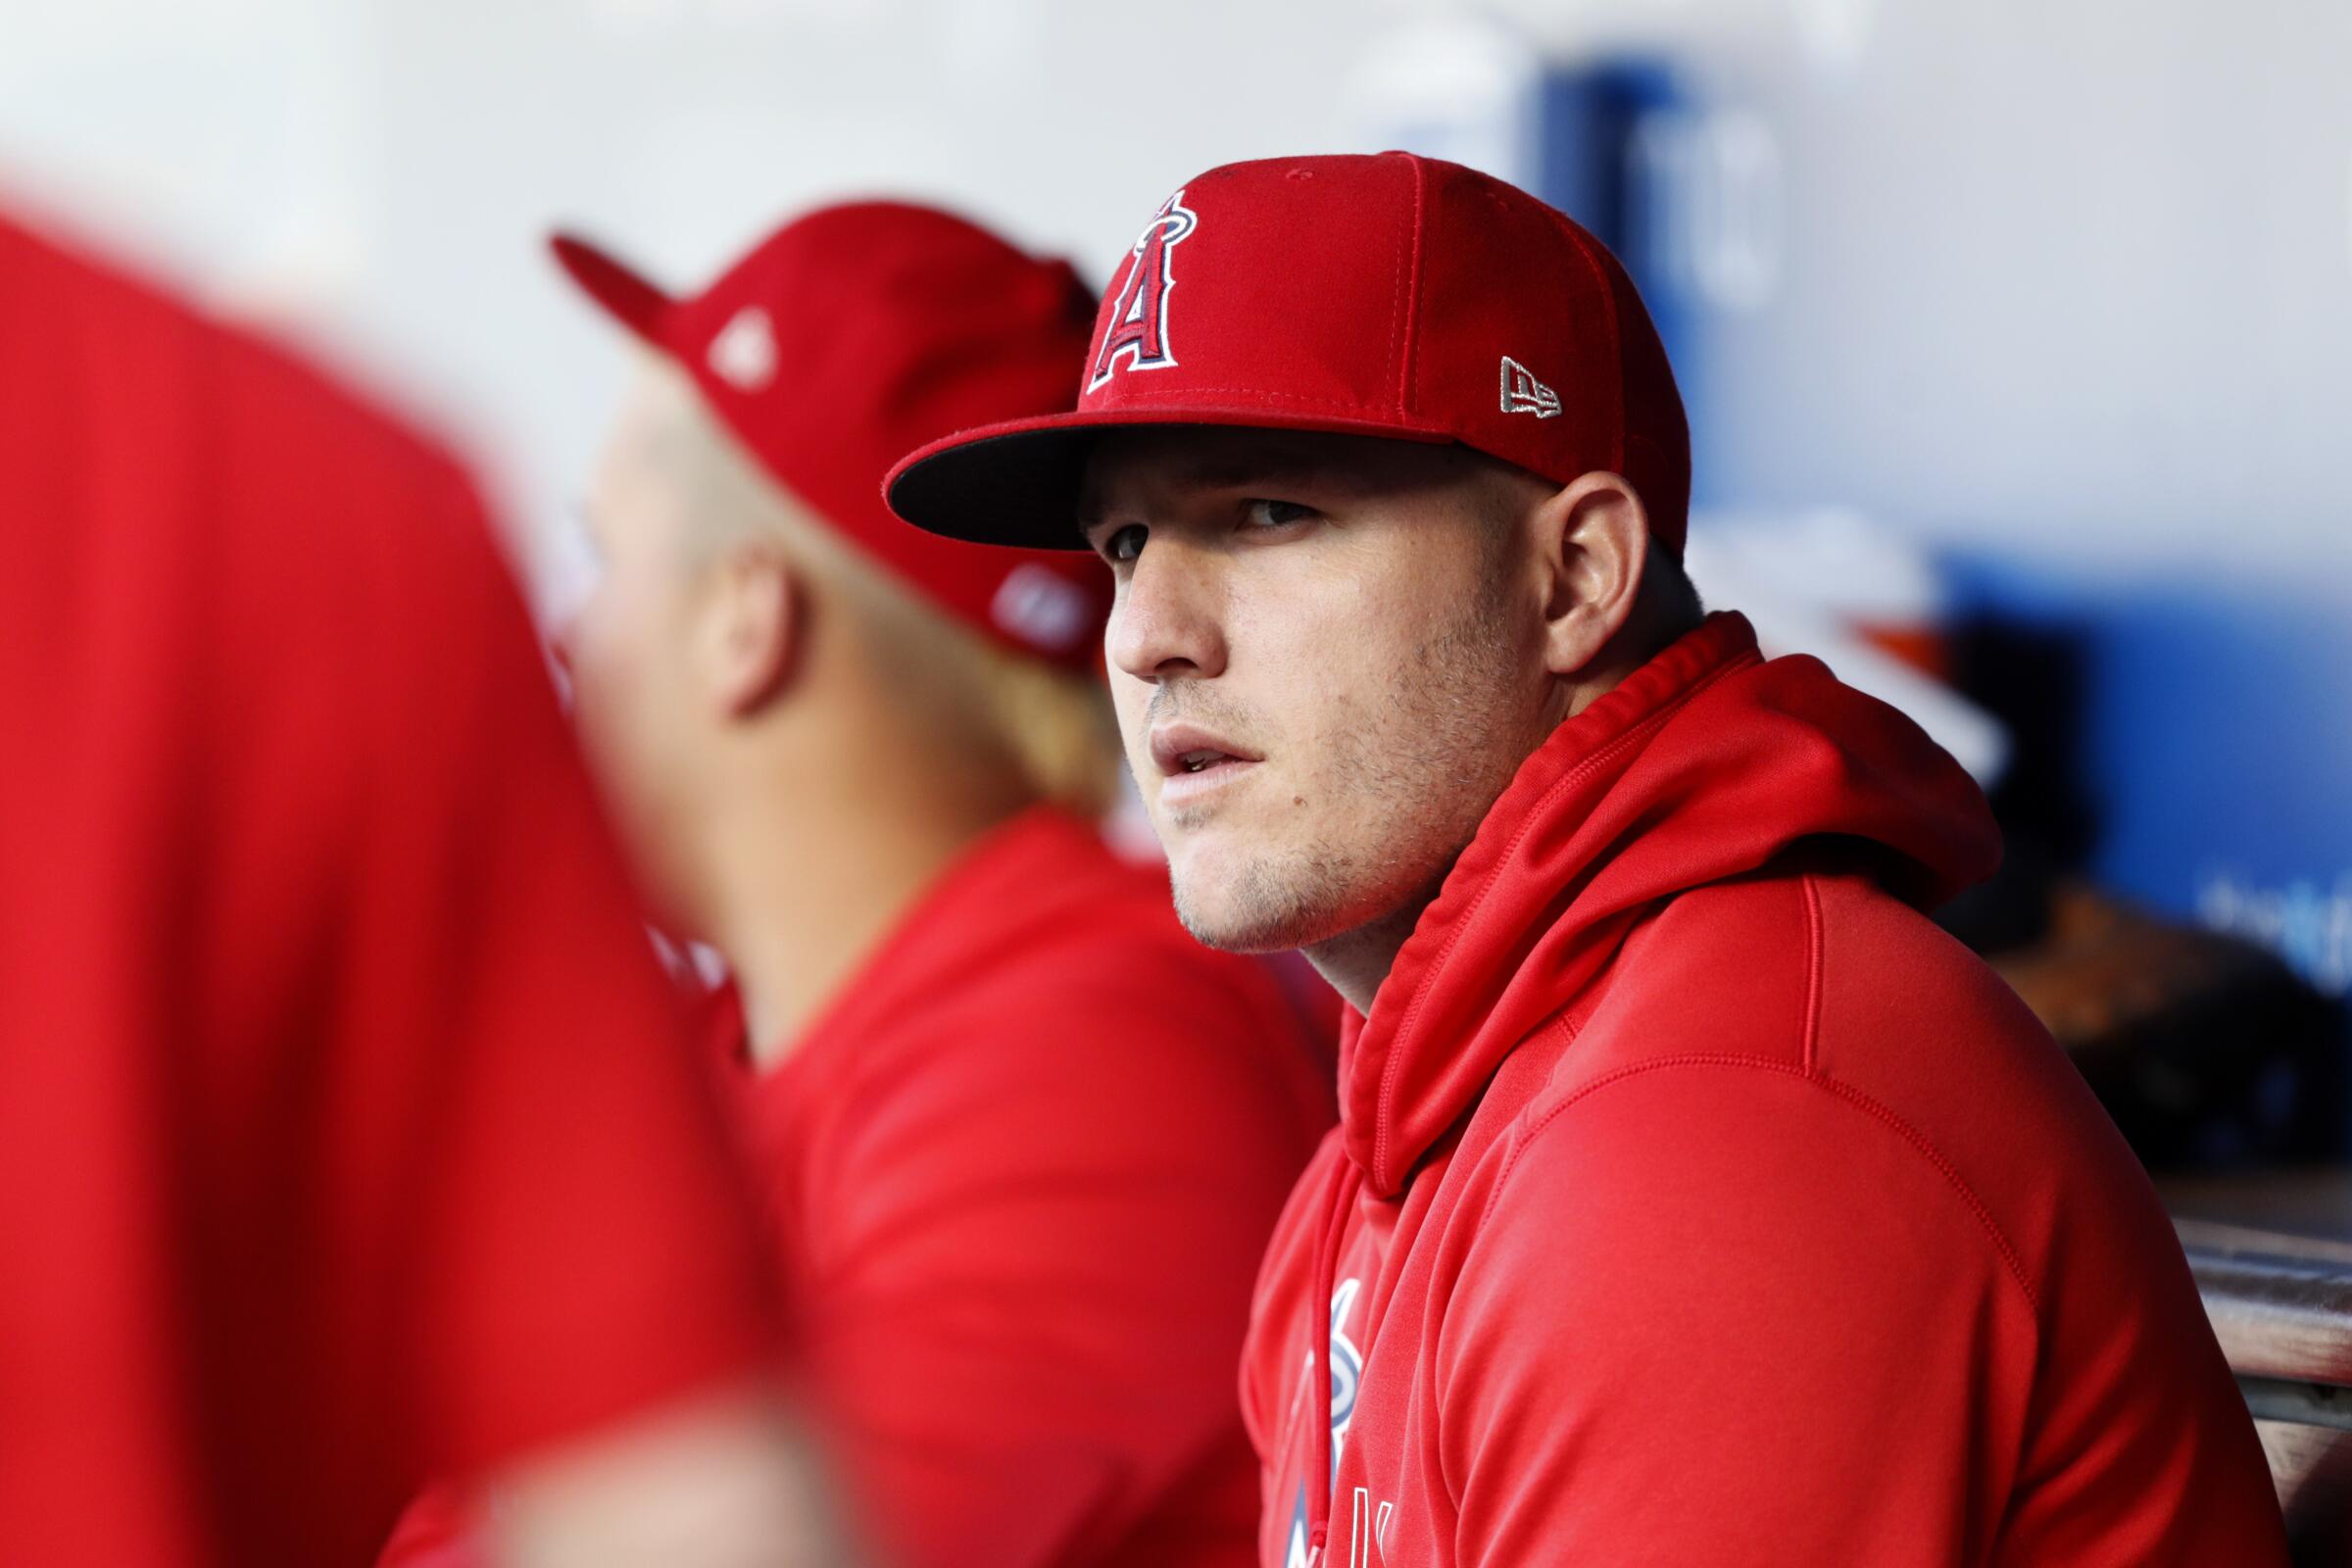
{"left": 507, "top": 202, "right": 1331, "bottom": 1568}
{"left": 0, "top": 211, "right": 842, "bottom": 1566}
{"left": 886, "top": 154, "right": 2287, "bottom": 1566}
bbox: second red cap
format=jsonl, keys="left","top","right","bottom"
{"left": 554, "top": 202, "right": 1111, "bottom": 670}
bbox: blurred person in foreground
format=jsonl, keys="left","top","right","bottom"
{"left": 0, "top": 210, "right": 845, "bottom": 1565}
{"left": 388, "top": 203, "right": 1332, "bottom": 1568}
{"left": 884, "top": 154, "right": 2288, "bottom": 1566}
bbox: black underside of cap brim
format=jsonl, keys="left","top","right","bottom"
{"left": 886, "top": 408, "right": 1459, "bottom": 550}
{"left": 888, "top": 425, "right": 1102, "bottom": 551}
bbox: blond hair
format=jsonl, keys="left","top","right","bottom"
{"left": 843, "top": 561, "right": 1125, "bottom": 820}
{"left": 658, "top": 368, "right": 1122, "bottom": 817}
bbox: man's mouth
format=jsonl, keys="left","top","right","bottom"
{"left": 1149, "top": 722, "right": 1263, "bottom": 780}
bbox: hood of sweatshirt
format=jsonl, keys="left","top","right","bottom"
{"left": 1339, "top": 611, "right": 2002, "bottom": 1199}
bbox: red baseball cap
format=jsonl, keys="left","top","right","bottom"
{"left": 553, "top": 202, "right": 1111, "bottom": 670}
{"left": 884, "top": 152, "right": 1690, "bottom": 557}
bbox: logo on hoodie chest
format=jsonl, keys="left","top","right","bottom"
{"left": 1325, "top": 1276, "right": 1364, "bottom": 1458}
{"left": 1284, "top": 1278, "right": 1381, "bottom": 1568}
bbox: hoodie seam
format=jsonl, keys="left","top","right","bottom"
{"left": 1372, "top": 651, "right": 1758, "bottom": 1185}
{"left": 1485, "top": 1055, "right": 2041, "bottom": 1316}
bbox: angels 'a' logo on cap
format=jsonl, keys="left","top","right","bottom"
{"left": 1499, "top": 355, "right": 1561, "bottom": 418}
{"left": 1087, "top": 190, "right": 1198, "bottom": 394}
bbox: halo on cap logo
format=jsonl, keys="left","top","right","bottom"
{"left": 1087, "top": 190, "right": 1198, "bottom": 394}
{"left": 708, "top": 306, "right": 778, "bottom": 392}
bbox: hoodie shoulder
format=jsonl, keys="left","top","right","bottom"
{"left": 1573, "top": 867, "right": 1826, "bottom": 1075}
{"left": 1434, "top": 1053, "right": 2039, "bottom": 1562}
{"left": 1501, "top": 859, "right": 2077, "bottom": 1318}
{"left": 1439, "top": 862, "right": 2278, "bottom": 1566}
{"left": 1554, "top": 856, "right": 2045, "bottom": 1081}
{"left": 1523, "top": 857, "right": 2208, "bottom": 1370}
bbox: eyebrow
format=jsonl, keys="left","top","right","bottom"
{"left": 1174, "top": 449, "right": 1364, "bottom": 493}
{"left": 1077, "top": 446, "right": 1376, "bottom": 532}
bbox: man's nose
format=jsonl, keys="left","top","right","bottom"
{"left": 1107, "top": 541, "right": 1228, "bottom": 684}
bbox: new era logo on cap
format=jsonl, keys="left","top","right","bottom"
{"left": 1499, "top": 356, "right": 1560, "bottom": 418}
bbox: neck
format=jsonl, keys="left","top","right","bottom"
{"left": 1301, "top": 897, "right": 1433, "bottom": 1015}
{"left": 1301, "top": 660, "right": 1642, "bottom": 1017}
{"left": 701, "top": 729, "right": 1040, "bottom": 1067}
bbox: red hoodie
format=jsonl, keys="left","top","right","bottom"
{"left": 1240, "top": 612, "right": 2285, "bottom": 1567}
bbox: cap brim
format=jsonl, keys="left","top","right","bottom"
{"left": 885, "top": 405, "right": 1456, "bottom": 551}
{"left": 549, "top": 231, "right": 673, "bottom": 342}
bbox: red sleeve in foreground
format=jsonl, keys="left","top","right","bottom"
{"left": 339, "top": 468, "right": 787, "bottom": 1480}
{"left": 0, "top": 213, "right": 784, "bottom": 1566}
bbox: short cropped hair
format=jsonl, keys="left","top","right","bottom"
{"left": 665, "top": 381, "right": 1124, "bottom": 817}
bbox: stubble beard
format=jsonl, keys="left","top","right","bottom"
{"left": 1169, "top": 577, "right": 1531, "bottom": 956}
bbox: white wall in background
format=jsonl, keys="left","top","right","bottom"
{"left": 5, "top": 0, "right": 2347, "bottom": 592}
{"left": 1, "top": 0, "right": 1375, "bottom": 588}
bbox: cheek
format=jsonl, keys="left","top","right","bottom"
{"left": 1106, "top": 670, "right": 1155, "bottom": 786}
{"left": 1274, "top": 573, "right": 1505, "bottom": 806}
{"left": 1237, "top": 579, "right": 1391, "bottom": 776}
{"left": 566, "top": 593, "right": 639, "bottom": 716}
{"left": 1280, "top": 674, "right": 1390, "bottom": 824}
{"left": 1107, "top": 669, "right": 1147, "bottom": 730}
{"left": 569, "top": 587, "right": 684, "bottom": 766}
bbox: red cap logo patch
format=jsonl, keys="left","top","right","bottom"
{"left": 1087, "top": 190, "right": 1198, "bottom": 393}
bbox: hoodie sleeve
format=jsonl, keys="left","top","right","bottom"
{"left": 1434, "top": 1059, "right": 2033, "bottom": 1565}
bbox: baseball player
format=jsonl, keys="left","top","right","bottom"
{"left": 386, "top": 201, "right": 1333, "bottom": 1568}
{"left": 883, "top": 154, "right": 2289, "bottom": 1566}
{"left": 0, "top": 211, "right": 843, "bottom": 1565}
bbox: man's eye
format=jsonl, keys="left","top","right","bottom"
{"left": 1244, "top": 499, "right": 1316, "bottom": 530}
{"left": 1102, "top": 523, "right": 1148, "bottom": 564}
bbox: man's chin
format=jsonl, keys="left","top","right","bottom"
{"left": 1171, "top": 902, "right": 1298, "bottom": 956}
{"left": 1166, "top": 842, "right": 1348, "bottom": 956}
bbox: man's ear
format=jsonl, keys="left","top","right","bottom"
{"left": 694, "top": 542, "right": 804, "bottom": 720}
{"left": 1529, "top": 470, "right": 1649, "bottom": 680}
